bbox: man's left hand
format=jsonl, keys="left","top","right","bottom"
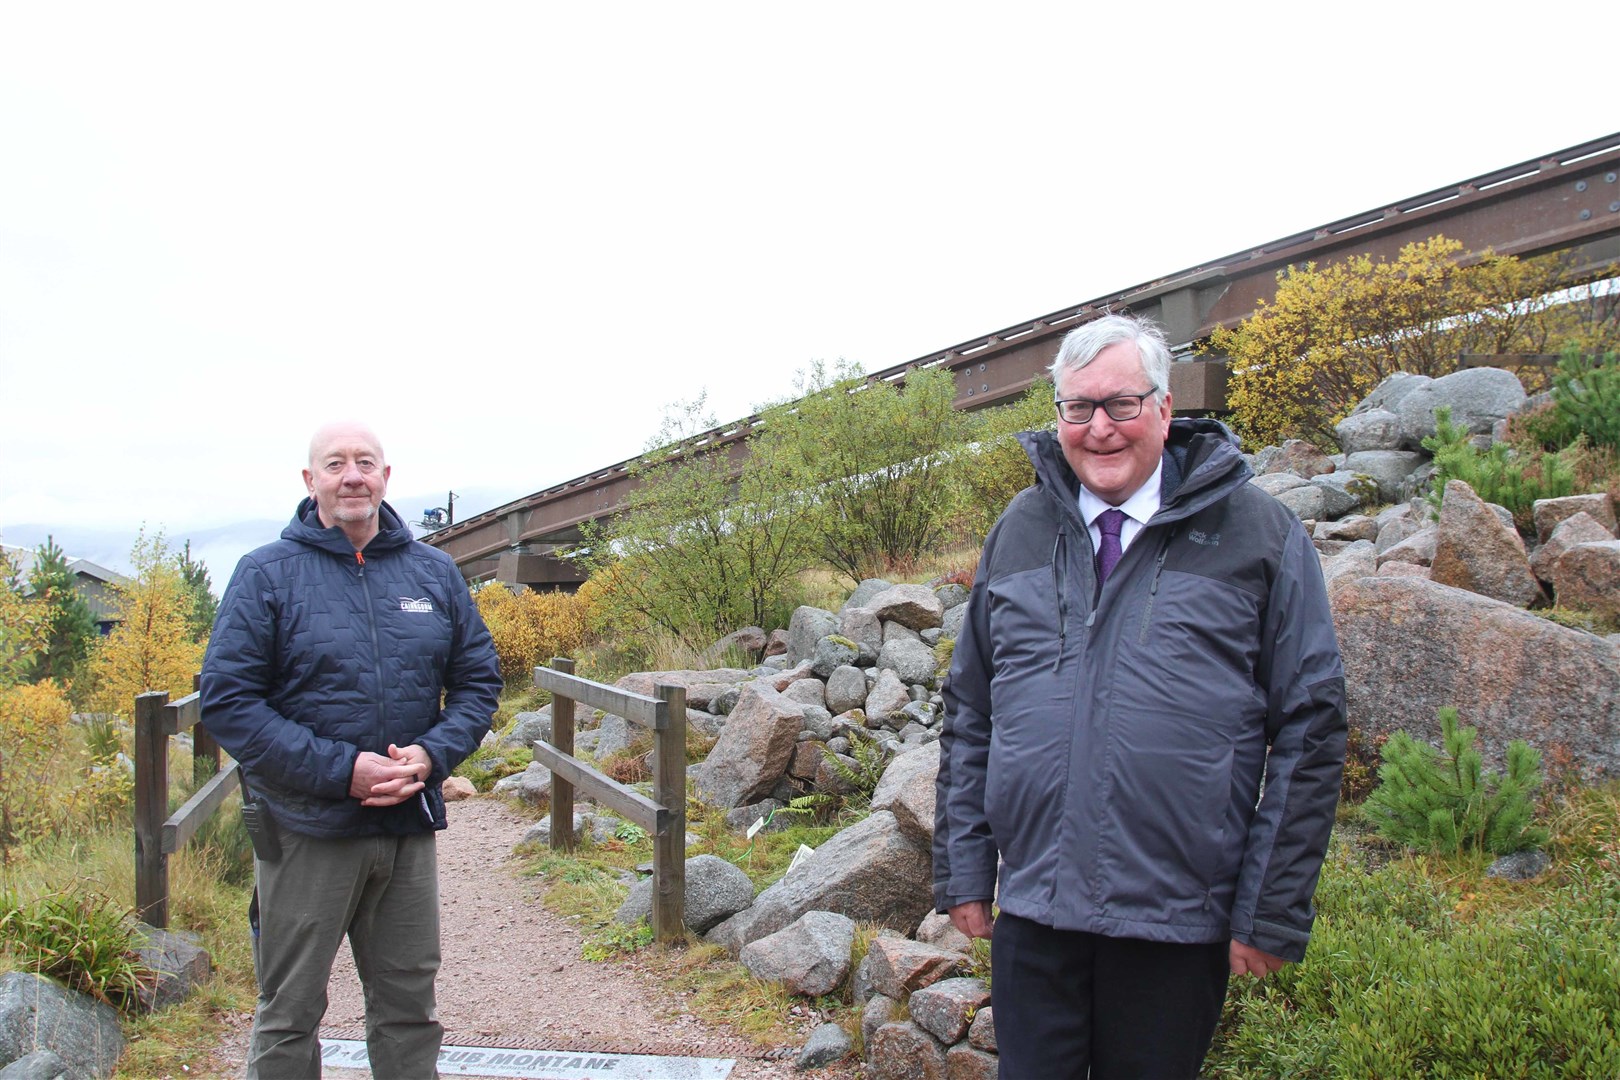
{"left": 389, "top": 743, "right": 431, "bottom": 780}
{"left": 355, "top": 744, "right": 432, "bottom": 806}
{"left": 1229, "top": 939, "right": 1288, "bottom": 979}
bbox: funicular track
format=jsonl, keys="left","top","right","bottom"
{"left": 427, "top": 132, "right": 1620, "bottom": 586}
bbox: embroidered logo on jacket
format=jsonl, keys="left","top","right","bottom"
{"left": 399, "top": 597, "right": 434, "bottom": 613}
{"left": 1188, "top": 530, "right": 1221, "bottom": 546}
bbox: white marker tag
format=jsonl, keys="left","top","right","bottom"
{"left": 787, "top": 843, "right": 815, "bottom": 873}
{"left": 745, "top": 815, "right": 766, "bottom": 840}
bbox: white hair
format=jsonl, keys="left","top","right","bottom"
{"left": 1050, "top": 313, "right": 1172, "bottom": 399}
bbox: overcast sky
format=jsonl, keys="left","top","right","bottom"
{"left": 2, "top": 3, "right": 1615, "bottom": 577}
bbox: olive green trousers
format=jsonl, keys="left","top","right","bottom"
{"left": 248, "top": 829, "right": 441, "bottom": 1080}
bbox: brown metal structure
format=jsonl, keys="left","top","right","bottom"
{"left": 429, "top": 133, "right": 1620, "bottom": 586}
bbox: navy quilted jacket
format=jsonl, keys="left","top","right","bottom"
{"left": 201, "top": 499, "right": 501, "bottom": 839}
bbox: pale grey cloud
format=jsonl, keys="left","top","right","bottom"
{"left": 2, "top": 1, "right": 1614, "bottom": 577}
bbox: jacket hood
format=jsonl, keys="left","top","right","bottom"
{"left": 282, "top": 498, "right": 415, "bottom": 557}
{"left": 1017, "top": 417, "right": 1251, "bottom": 525}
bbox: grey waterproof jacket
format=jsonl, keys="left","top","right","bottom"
{"left": 933, "top": 419, "right": 1346, "bottom": 962}
{"left": 201, "top": 499, "right": 501, "bottom": 839}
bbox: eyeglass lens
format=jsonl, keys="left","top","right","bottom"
{"left": 1057, "top": 394, "right": 1147, "bottom": 423}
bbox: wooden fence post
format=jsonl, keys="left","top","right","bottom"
{"left": 652, "top": 683, "right": 687, "bottom": 943}
{"left": 133, "top": 690, "right": 171, "bottom": 928}
{"left": 190, "top": 673, "right": 219, "bottom": 789}
{"left": 549, "top": 657, "right": 576, "bottom": 852}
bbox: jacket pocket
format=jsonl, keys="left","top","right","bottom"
{"left": 1098, "top": 710, "right": 1235, "bottom": 924}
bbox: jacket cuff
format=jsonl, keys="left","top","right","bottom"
{"left": 1235, "top": 916, "right": 1312, "bottom": 964}
{"left": 933, "top": 878, "right": 996, "bottom": 915}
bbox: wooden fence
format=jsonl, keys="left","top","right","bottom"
{"left": 530, "top": 658, "right": 688, "bottom": 943}
{"left": 133, "top": 679, "right": 240, "bottom": 928}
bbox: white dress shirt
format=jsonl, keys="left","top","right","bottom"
{"left": 1077, "top": 462, "right": 1163, "bottom": 558}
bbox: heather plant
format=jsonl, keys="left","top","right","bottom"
{"left": 1362, "top": 707, "right": 1546, "bottom": 856}
{"left": 1205, "top": 835, "right": 1620, "bottom": 1078}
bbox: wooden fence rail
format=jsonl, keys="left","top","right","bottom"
{"left": 531, "top": 657, "right": 687, "bottom": 943}
{"left": 134, "top": 678, "right": 240, "bottom": 928}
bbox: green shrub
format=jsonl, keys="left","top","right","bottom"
{"left": 769, "top": 362, "right": 969, "bottom": 584}
{"left": 0, "top": 887, "right": 158, "bottom": 1011}
{"left": 1545, "top": 346, "right": 1620, "bottom": 450}
{"left": 950, "top": 378, "right": 1057, "bottom": 539}
{"left": 1206, "top": 839, "right": 1620, "bottom": 1078}
{"left": 1362, "top": 707, "right": 1546, "bottom": 856}
{"left": 1424, "top": 407, "right": 1576, "bottom": 532}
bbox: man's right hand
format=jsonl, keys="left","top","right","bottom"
{"left": 350, "top": 750, "right": 428, "bottom": 806}
{"left": 948, "top": 900, "right": 994, "bottom": 939}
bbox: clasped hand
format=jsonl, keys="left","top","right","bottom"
{"left": 349, "top": 743, "right": 431, "bottom": 806}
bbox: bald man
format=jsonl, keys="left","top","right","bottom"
{"left": 202, "top": 422, "right": 501, "bottom": 1079}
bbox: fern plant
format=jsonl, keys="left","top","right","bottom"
{"left": 1362, "top": 707, "right": 1547, "bottom": 855}
{"left": 771, "top": 792, "right": 836, "bottom": 822}
{"left": 818, "top": 729, "right": 889, "bottom": 809}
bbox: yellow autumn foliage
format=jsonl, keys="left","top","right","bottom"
{"left": 0, "top": 679, "right": 129, "bottom": 845}
{"left": 1210, "top": 236, "right": 1618, "bottom": 450}
{"left": 85, "top": 531, "right": 206, "bottom": 718}
{"left": 474, "top": 585, "right": 593, "bottom": 688}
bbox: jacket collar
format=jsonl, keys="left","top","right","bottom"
{"left": 282, "top": 498, "right": 415, "bottom": 558}
{"left": 1017, "top": 418, "right": 1252, "bottom": 527}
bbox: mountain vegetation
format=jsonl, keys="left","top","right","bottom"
{"left": 1210, "top": 236, "right": 1620, "bottom": 450}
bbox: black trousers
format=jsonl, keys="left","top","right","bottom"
{"left": 990, "top": 912, "right": 1230, "bottom": 1080}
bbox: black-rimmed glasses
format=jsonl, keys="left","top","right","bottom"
{"left": 1054, "top": 391, "right": 1156, "bottom": 425}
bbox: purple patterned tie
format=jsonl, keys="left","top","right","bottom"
{"left": 1096, "top": 508, "right": 1126, "bottom": 584}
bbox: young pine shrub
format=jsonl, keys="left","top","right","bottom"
{"left": 1423, "top": 407, "right": 1577, "bottom": 533}
{"left": 1362, "top": 707, "right": 1547, "bottom": 856}
{"left": 1546, "top": 346, "right": 1620, "bottom": 451}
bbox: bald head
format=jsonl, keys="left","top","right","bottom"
{"left": 303, "top": 421, "right": 391, "bottom": 548}
{"left": 308, "top": 421, "right": 386, "bottom": 471}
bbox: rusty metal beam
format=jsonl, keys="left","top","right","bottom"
{"left": 428, "top": 133, "right": 1620, "bottom": 577}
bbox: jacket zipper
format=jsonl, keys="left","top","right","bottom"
{"left": 1137, "top": 530, "right": 1176, "bottom": 645}
{"left": 357, "top": 551, "right": 387, "bottom": 738}
{"left": 1052, "top": 532, "right": 1067, "bottom": 673}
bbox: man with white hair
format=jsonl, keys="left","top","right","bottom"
{"left": 203, "top": 421, "right": 500, "bottom": 1079}
{"left": 934, "top": 314, "right": 1347, "bottom": 1078}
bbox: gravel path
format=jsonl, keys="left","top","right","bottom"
{"left": 207, "top": 797, "right": 862, "bottom": 1079}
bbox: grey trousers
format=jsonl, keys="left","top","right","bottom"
{"left": 248, "top": 829, "right": 442, "bottom": 1080}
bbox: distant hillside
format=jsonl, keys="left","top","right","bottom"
{"left": 2, "top": 485, "right": 528, "bottom": 594}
